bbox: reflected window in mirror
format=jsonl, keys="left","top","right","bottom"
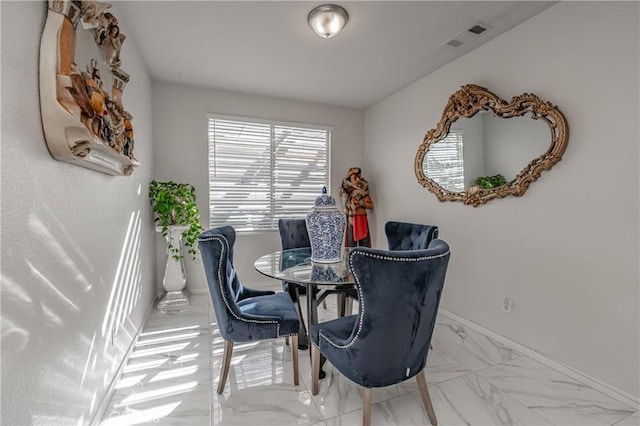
{"left": 425, "top": 131, "right": 464, "bottom": 192}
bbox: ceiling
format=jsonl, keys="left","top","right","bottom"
{"left": 116, "top": 1, "right": 555, "bottom": 109}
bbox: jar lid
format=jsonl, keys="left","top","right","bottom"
{"left": 314, "top": 186, "right": 337, "bottom": 208}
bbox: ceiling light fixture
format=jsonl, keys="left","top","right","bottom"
{"left": 307, "top": 4, "right": 349, "bottom": 39}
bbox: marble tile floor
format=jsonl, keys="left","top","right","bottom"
{"left": 102, "top": 292, "right": 638, "bottom": 426}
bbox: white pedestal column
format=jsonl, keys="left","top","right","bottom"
{"left": 156, "top": 225, "right": 191, "bottom": 312}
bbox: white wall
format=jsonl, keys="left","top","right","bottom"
{"left": 152, "top": 82, "right": 363, "bottom": 291}
{"left": 1, "top": 2, "right": 156, "bottom": 423}
{"left": 364, "top": 2, "right": 639, "bottom": 399}
{"left": 456, "top": 113, "right": 484, "bottom": 188}
{"left": 484, "top": 114, "right": 549, "bottom": 179}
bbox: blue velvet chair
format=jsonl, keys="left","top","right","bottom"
{"left": 385, "top": 220, "right": 439, "bottom": 251}
{"left": 277, "top": 218, "right": 312, "bottom": 349}
{"left": 386, "top": 220, "right": 440, "bottom": 352}
{"left": 199, "top": 226, "right": 300, "bottom": 394}
{"left": 310, "top": 240, "right": 450, "bottom": 426}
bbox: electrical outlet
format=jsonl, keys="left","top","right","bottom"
{"left": 503, "top": 296, "right": 513, "bottom": 314}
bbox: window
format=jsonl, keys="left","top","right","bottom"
{"left": 424, "top": 131, "right": 464, "bottom": 192}
{"left": 208, "top": 115, "right": 331, "bottom": 232}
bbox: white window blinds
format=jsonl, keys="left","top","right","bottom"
{"left": 425, "top": 131, "right": 464, "bottom": 192}
{"left": 208, "top": 115, "right": 331, "bottom": 232}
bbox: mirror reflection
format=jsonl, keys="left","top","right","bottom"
{"left": 424, "top": 113, "right": 550, "bottom": 192}
{"left": 415, "top": 84, "right": 569, "bottom": 207}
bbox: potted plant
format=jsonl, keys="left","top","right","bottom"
{"left": 149, "top": 180, "right": 204, "bottom": 311}
{"left": 149, "top": 180, "right": 203, "bottom": 261}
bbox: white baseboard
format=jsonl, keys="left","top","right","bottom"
{"left": 89, "top": 296, "right": 157, "bottom": 425}
{"left": 439, "top": 309, "right": 640, "bottom": 410}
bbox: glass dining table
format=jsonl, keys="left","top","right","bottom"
{"left": 254, "top": 247, "right": 356, "bottom": 349}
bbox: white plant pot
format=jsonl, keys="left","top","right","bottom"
{"left": 163, "top": 254, "right": 186, "bottom": 292}
{"left": 156, "top": 225, "right": 191, "bottom": 312}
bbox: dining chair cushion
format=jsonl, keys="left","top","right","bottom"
{"left": 236, "top": 292, "right": 301, "bottom": 338}
{"left": 385, "top": 221, "right": 439, "bottom": 251}
{"left": 309, "top": 314, "right": 357, "bottom": 347}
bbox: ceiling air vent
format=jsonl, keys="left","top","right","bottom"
{"left": 468, "top": 24, "right": 488, "bottom": 35}
{"left": 444, "top": 22, "right": 491, "bottom": 48}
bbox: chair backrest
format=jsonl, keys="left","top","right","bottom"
{"left": 385, "top": 221, "right": 439, "bottom": 251}
{"left": 278, "top": 218, "right": 311, "bottom": 250}
{"left": 198, "top": 226, "right": 246, "bottom": 340}
{"left": 345, "top": 240, "right": 450, "bottom": 387}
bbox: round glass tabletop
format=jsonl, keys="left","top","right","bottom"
{"left": 254, "top": 247, "right": 354, "bottom": 286}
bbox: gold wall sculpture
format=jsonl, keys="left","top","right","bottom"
{"left": 40, "top": 0, "right": 139, "bottom": 176}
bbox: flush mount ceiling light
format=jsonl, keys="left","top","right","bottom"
{"left": 307, "top": 4, "right": 349, "bottom": 39}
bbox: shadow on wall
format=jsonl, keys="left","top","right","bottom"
{"left": 1, "top": 205, "right": 144, "bottom": 423}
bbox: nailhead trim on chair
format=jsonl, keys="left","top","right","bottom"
{"left": 200, "top": 235, "right": 286, "bottom": 337}
{"left": 318, "top": 249, "right": 450, "bottom": 350}
{"left": 353, "top": 251, "right": 450, "bottom": 262}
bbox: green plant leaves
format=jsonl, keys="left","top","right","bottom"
{"left": 149, "top": 180, "right": 204, "bottom": 261}
{"left": 474, "top": 174, "right": 507, "bottom": 189}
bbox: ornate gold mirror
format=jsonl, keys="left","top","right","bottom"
{"left": 415, "top": 84, "right": 568, "bottom": 206}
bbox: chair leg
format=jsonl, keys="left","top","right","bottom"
{"left": 362, "top": 387, "right": 372, "bottom": 426}
{"left": 416, "top": 369, "right": 437, "bottom": 425}
{"left": 217, "top": 340, "right": 234, "bottom": 394}
{"left": 337, "top": 292, "right": 346, "bottom": 317}
{"left": 346, "top": 295, "right": 354, "bottom": 316}
{"left": 311, "top": 344, "right": 320, "bottom": 395}
{"left": 292, "top": 335, "right": 299, "bottom": 386}
{"left": 286, "top": 336, "right": 290, "bottom": 346}
{"left": 294, "top": 287, "right": 309, "bottom": 349}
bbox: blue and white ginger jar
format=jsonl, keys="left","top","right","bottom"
{"left": 311, "top": 262, "right": 340, "bottom": 281}
{"left": 306, "top": 187, "right": 346, "bottom": 263}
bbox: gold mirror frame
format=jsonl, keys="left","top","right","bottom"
{"left": 415, "top": 84, "right": 568, "bottom": 206}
